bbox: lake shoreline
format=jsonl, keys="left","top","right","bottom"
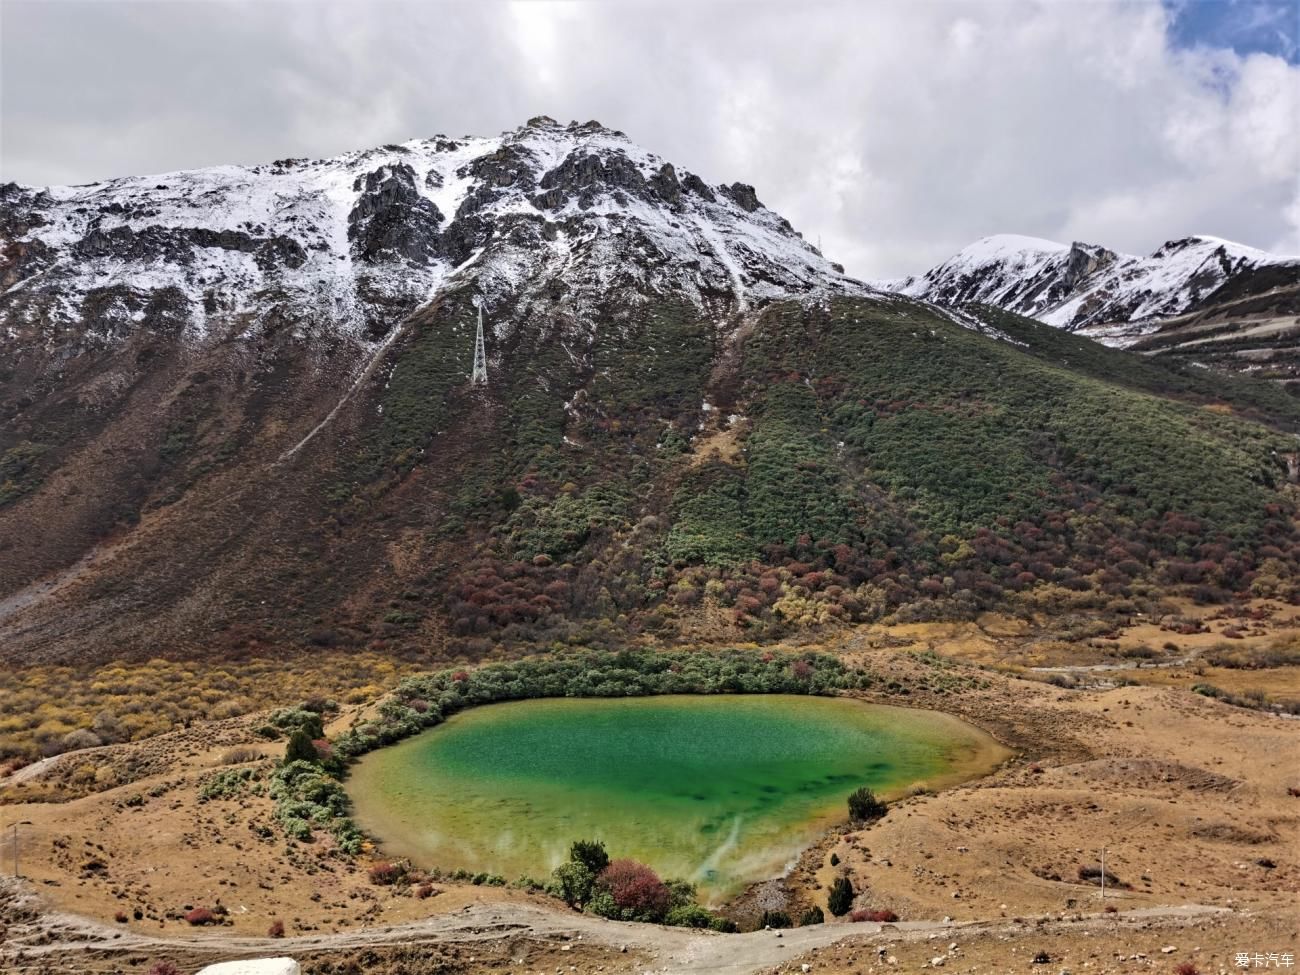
{"left": 346, "top": 694, "right": 1011, "bottom": 906}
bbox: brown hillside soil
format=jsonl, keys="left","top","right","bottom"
{"left": 771, "top": 910, "right": 1298, "bottom": 975}
{"left": 1, "top": 639, "right": 1296, "bottom": 973}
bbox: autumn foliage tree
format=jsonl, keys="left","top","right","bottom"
{"left": 593, "top": 859, "right": 672, "bottom": 922}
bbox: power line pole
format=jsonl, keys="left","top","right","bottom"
{"left": 1099, "top": 846, "right": 1107, "bottom": 903}
{"left": 471, "top": 304, "right": 488, "bottom": 386}
{"left": 11, "top": 820, "right": 32, "bottom": 878}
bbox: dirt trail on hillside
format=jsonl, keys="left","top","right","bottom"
{"left": 0, "top": 884, "right": 1229, "bottom": 975}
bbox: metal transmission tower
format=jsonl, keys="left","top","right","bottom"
{"left": 471, "top": 304, "right": 488, "bottom": 386}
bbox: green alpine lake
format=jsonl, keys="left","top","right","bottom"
{"left": 347, "top": 694, "right": 1008, "bottom": 901}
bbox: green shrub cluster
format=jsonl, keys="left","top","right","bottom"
{"left": 506, "top": 485, "right": 631, "bottom": 561}
{"left": 266, "top": 705, "right": 328, "bottom": 738}
{"left": 546, "top": 839, "right": 734, "bottom": 930}
{"left": 663, "top": 462, "right": 755, "bottom": 567}
{"left": 800, "top": 905, "right": 825, "bottom": 925}
{"left": 268, "top": 760, "right": 363, "bottom": 853}
{"left": 745, "top": 298, "right": 1292, "bottom": 542}
{"left": 198, "top": 765, "right": 265, "bottom": 801}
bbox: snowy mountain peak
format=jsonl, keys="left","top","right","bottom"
{"left": 886, "top": 230, "right": 1297, "bottom": 334}
{"left": 958, "top": 234, "right": 1070, "bottom": 259}
{"left": 0, "top": 119, "right": 866, "bottom": 349}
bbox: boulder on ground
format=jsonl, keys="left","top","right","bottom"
{"left": 196, "top": 960, "right": 301, "bottom": 975}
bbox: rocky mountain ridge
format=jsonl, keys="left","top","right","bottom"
{"left": 885, "top": 233, "right": 1296, "bottom": 331}
{"left": 0, "top": 115, "right": 864, "bottom": 353}
{"left": 884, "top": 233, "right": 1300, "bottom": 382}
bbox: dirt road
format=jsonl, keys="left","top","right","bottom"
{"left": 0, "top": 880, "right": 1231, "bottom": 975}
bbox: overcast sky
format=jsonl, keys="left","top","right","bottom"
{"left": 2, "top": 0, "right": 1297, "bottom": 279}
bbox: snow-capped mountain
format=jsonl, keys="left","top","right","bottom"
{"left": 0, "top": 116, "right": 864, "bottom": 350}
{"left": 885, "top": 233, "right": 1298, "bottom": 335}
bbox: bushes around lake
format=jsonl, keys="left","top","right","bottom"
{"left": 547, "top": 839, "right": 735, "bottom": 930}
{"left": 331, "top": 647, "right": 869, "bottom": 763}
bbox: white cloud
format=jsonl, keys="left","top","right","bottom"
{"left": 1, "top": 0, "right": 1296, "bottom": 275}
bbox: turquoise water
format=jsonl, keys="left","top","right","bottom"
{"left": 347, "top": 694, "right": 1004, "bottom": 901}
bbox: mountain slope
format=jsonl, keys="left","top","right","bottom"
{"left": 3, "top": 122, "right": 1300, "bottom": 668}
{"left": 887, "top": 234, "right": 1300, "bottom": 383}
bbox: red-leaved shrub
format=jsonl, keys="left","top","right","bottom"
{"left": 184, "top": 907, "right": 216, "bottom": 926}
{"left": 148, "top": 963, "right": 181, "bottom": 975}
{"left": 368, "top": 861, "right": 404, "bottom": 885}
{"left": 1174, "top": 964, "right": 1199, "bottom": 975}
{"left": 851, "top": 908, "right": 899, "bottom": 923}
{"left": 114, "top": 910, "right": 128, "bottom": 923}
{"left": 267, "top": 918, "right": 285, "bottom": 938}
{"left": 597, "top": 859, "right": 671, "bottom": 917}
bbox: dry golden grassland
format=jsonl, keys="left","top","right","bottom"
{"left": 0, "top": 651, "right": 432, "bottom": 772}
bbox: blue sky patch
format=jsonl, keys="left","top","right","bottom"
{"left": 1163, "top": 0, "right": 1299, "bottom": 62}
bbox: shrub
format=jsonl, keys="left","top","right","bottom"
{"left": 184, "top": 907, "right": 217, "bottom": 926}
{"left": 268, "top": 760, "right": 355, "bottom": 844}
{"left": 827, "top": 876, "right": 854, "bottom": 916}
{"left": 1174, "top": 964, "right": 1199, "bottom": 975}
{"left": 664, "top": 904, "right": 716, "bottom": 928}
{"left": 759, "top": 910, "right": 792, "bottom": 929}
{"left": 368, "top": 861, "right": 405, "bottom": 886}
{"left": 221, "top": 746, "right": 261, "bottom": 765}
{"left": 851, "top": 908, "right": 898, "bottom": 922}
{"left": 269, "top": 707, "right": 325, "bottom": 739}
{"left": 847, "top": 786, "right": 887, "bottom": 823}
{"left": 415, "top": 883, "right": 436, "bottom": 899}
{"left": 267, "top": 918, "right": 285, "bottom": 938}
{"left": 147, "top": 964, "right": 181, "bottom": 975}
{"left": 61, "top": 728, "right": 103, "bottom": 752}
{"left": 114, "top": 910, "right": 128, "bottom": 923}
{"left": 799, "top": 906, "right": 825, "bottom": 925}
{"left": 200, "top": 766, "right": 264, "bottom": 801}
{"left": 595, "top": 859, "right": 672, "bottom": 921}
{"left": 284, "top": 729, "right": 319, "bottom": 765}
{"left": 829, "top": 852, "right": 839, "bottom": 866}
{"left": 550, "top": 861, "right": 596, "bottom": 909}
{"left": 569, "top": 839, "right": 610, "bottom": 875}
{"left": 1077, "top": 864, "right": 1121, "bottom": 887}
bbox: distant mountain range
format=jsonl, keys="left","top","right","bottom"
{"left": 2, "top": 118, "right": 1299, "bottom": 664}
{"left": 883, "top": 233, "right": 1300, "bottom": 384}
